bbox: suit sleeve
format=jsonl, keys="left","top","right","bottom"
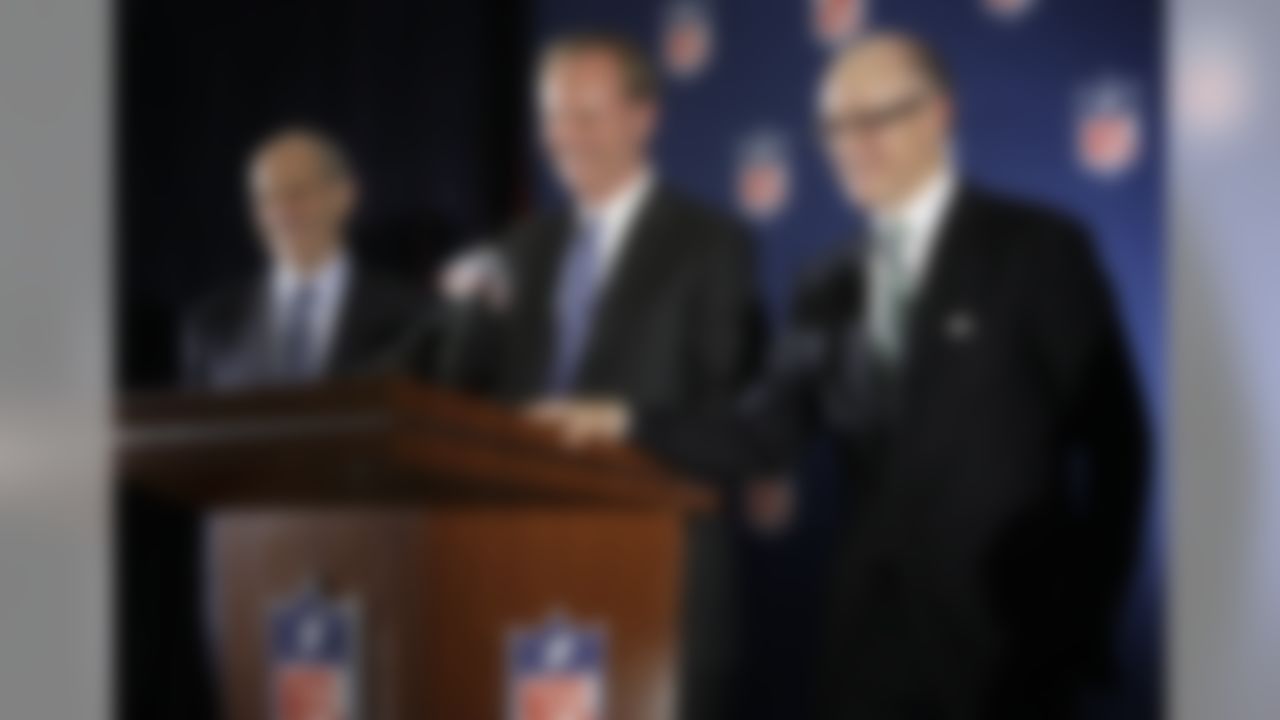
{"left": 634, "top": 268, "right": 827, "bottom": 481}
{"left": 683, "top": 225, "right": 766, "bottom": 408}
{"left": 1022, "top": 222, "right": 1150, "bottom": 646}
{"left": 429, "top": 300, "right": 503, "bottom": 391}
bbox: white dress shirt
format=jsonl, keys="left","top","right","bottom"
{"left": 576, "top": 168, "right": 656, "bottom": 284}
{"left": 868, "top": 163, "right": 960, "bottom": 296}
{"left": 268, "top": 251, "right": 351, "bottom": 375}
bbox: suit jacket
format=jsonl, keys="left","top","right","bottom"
{"left": 638, "top": 185, "right": 1149, "bottom": 719}
{"left": 182, "top": 263, "right": 422, "bottom": 391}
{"left": 445, "top": 183, "right": 764, "bottom": 412}
{"left": 430, "top": 184, "right": 764, "bottom": 720}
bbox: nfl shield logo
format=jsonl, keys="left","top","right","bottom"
{"left": 269, "top": 582, "right": 361, "bottom": 720}
{"left": 507, "top": 613, "right": 607, "bottom": 720}
{"left": 983, "top": 0, "right": 1037, "bottom": 21}
{"left": 1075, "top": 77, "right": 1144, "bottom": 179}
{"left": 736, "top": 130, "right": 792, "bottom": 222}
{"left": 811, "top": 0, "right": 871, "bottom": 47}
{"left": 662, "top": 1, "right": 715, "bottom": 80}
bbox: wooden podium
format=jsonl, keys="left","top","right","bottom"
{"left": 120, "top": 377, "right": 714, "bottom": 720}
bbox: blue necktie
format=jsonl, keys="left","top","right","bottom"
{"left": 279, "top": 281, "right": 318, "bottom": 382}
{"left": 546, "top": 219, "right": 602, "bottom": 394}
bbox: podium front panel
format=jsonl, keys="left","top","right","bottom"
{"left": 211, "top": 507, "right": 685, "bottom": 720}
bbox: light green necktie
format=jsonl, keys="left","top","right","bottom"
{"left": 869, "top": 221, "right": 910, "bottom": 364}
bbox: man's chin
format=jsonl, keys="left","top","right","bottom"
{"left": 847, "top": 183, "right": 899, "bottom": 213}
{"left": 561, "top": 174, "right": 610, "bottom": 200}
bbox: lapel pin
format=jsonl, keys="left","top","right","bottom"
{"left": 945, "top": 310, "right": 978, "bottom": 342}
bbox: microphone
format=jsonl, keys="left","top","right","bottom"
{"left": 432, "top": 244, "right": 512, "bottom": 384}
{"left": 361, "top": 244, "right": 512, "bottom": 382}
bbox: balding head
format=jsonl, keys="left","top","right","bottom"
{"left": 248, "top": 126, "right": 358, "bottom": 273}
{"left": 823, "top": 32, "right": 951, "bottom": 102}
{"left": 818, "top": 32, "right": 954, "bottom": 212}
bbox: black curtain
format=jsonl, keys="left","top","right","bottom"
{"left": 116, "top": 0, "right": 530, "bottom": 390}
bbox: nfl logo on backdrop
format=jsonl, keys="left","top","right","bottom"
{"left": 269, "top": 582, "right": 361, "bottom": 720}
{"left": 662, "top": 1, "right": 715, "bottom": 80}
{"left": 736, "top": 130, "right": 792, "bottom": 222}
{"left": 811, "top": 0, "right": 871, "bottom": 47}
{"left": 507, "top": 613, "right": 607, "bottom": 720}
{"left": 983, "top": 0, "right": 1037, "bottom": 21}
{"left": 1075, "top": 76, "right": 1144, "bottom": 179}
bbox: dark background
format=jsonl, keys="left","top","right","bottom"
{"left": 117, "top": 0, "right": 1162, "bottom": 718}
{"left": 117, "top": 0, "right": 530, "bottom": 388}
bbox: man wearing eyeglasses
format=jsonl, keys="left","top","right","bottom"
{"left": 533, "top": 32, "right": 1148, "bottom": 718}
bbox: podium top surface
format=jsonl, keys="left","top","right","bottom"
{"left": 120, "top": 377, "right": 714, "bottom": 513}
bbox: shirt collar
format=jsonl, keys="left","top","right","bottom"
{"left": 870, "top": 162, "right": 959, "bottom": 277}
{"left": 271, "top": 250, "right": 351, "bottom": 301}
{"left": 875, "top": 164, "right": 956, "bottom": 235}
{"left": 577, "top": 167, "right": 655, "bottom": 235}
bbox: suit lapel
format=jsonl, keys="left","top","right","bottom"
{"left": 902, "top": 187, "right": 988, "bottom": 391}
{"left": 829, "top": 241, "right": 899, "bottom": 430}
{"left": 506, "top": 215, "right": 572, "bottom": 395}
{"left": 240, "top": 277, "right": 278, "bottom": 383}
{"left": 575, "top": 186, "right": 673, "bottom": 386}
{"left": 325, "top": 269, "right": 372, "bottom": 376}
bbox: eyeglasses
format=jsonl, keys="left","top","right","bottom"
{"left": 819, "top": 91, "right": 932, "bottom": 141}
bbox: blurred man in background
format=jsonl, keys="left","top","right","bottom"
{"left": 126, "top": 127, "right": 426, "bottom": 720}
{"left": 535, "top": 32, "right": 1148, "bottom": 719}
{"left": 183, "top": 126, "right": 421, "bottom": 391}
{"left": 437, "top": 32, "right": 763, "bottom": 720}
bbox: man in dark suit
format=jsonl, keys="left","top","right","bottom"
{"left": 439, "top": 32, "right": 761, "bottom": 413}
{"left": 534, "top": 33, "right": 1148, "bottom": 719}
{"left": 184, "top": 126, "right": 420, "bottom": 391}
{"left": 438, "top": 33, "right": 762, "bottom": 720}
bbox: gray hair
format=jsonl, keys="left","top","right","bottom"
{"left": 249, "top": 125, "right": 354, "bottom": 180}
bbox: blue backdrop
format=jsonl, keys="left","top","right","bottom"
{"left": 531, "top": 1, "right": 1162, "bottom": 717}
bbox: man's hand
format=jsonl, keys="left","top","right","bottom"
{"left": 526, "top": 398, "right": 631, "bottom": 449}
{"left": 437, "top": 246, "right": 510, "bottom": 310}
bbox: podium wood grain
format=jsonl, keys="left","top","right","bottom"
{"left": 122, "top": 378, "right": 709, "bottom": 720}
